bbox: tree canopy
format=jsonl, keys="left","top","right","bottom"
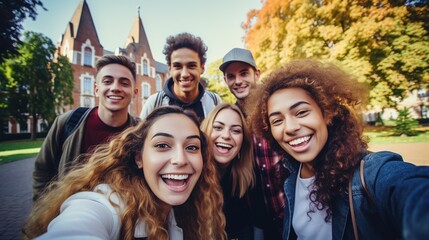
{"left": 0, "top": 0, "right": 45, "bottom": 64}
{"left": 243, "top": 0, "right": 429, "bottom": 110}
{"left": 203, "top": 59, "right": 236, "bottom": 103}
{"left": 2, "top": 31, "right": 74, "bottom": 139}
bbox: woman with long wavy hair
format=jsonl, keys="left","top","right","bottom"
{"left": 248, "top": 59, "right": 429, "bottom": 239}
{"left": 24, "top": 106, "right": 226, "bottom": 240}
{"left": 201, "top": 103, "right": 255, "bottom": 239}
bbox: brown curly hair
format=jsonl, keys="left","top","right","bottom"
{"left": 162, "top": 32, "right": 208, "bottom": 66}
{"left": 23, "top": 106, "right": 226, "bottom": 240}
{"left": 247, "top": 59, "right": 369, "bottom": 220}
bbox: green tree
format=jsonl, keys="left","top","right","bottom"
{"left": 50, "top": 55, "right": 74, "bottom": 123}
{"left": 243, "top": 0, "right": 429, "bottom": 111}
{"left": 203, "top": 59, "right": 236, "bottom": 103}
{"left": 0, "top": 0, "right": 45, "bottom": 64}
{"left": 393, "top": 107, "right": 419, "bottom": 136}
{"left": 4, "top": 31, "right": 74, "bottom": 139}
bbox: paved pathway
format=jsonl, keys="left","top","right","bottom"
{"left": 0, "top": 142, "right": 427, "bottom": 239}
{"left": 0, "top": 157, "right": 34, "bottom": 240}
{"left": 369, "top": 142, "right": 429, "bottom": 166}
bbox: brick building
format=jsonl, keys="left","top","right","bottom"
{"left": 4, "top": 0, "right": 168, "bottom": 135}
{"left": 56, "top": 0, "right": 168, "bottom": 117}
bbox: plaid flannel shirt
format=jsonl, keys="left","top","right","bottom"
{"left": 253, "top": 135, "right": 287, "bottom": 238}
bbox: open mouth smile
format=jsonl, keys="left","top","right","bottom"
{"left": 161, "top": 174, "right": 190, "bottom": 190}
{"left": 215, "top": 142, "right": 233, "bottom": 154}
{"left": 288, "top": 135, "right": 311, "bottom": 146}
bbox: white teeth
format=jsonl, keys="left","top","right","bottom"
{"left": 288, "top": 136, "right": 311, "bottom": 146}
{"left": 108, "top": 96, "right": 123, "bottom": 100}
{"left": 216, "top": 142, "right": 232, "bottom": 149}
{"left": 161, "top": 174, "right": 189, "bottom": 180}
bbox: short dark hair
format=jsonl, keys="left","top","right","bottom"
{"left": 95, "top": 55, "right": 136, "bottom": 81}
{"left": 162, "top": 32, "right": 208, "bottom": 66}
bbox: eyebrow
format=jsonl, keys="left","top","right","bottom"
{"left": 101, "top": 75, "right": 131, "bottom": 81}
{"left": 268, "top": 101, "right": 310, "bottom": 118}
{"left": 151, "top": 132, "right": 201, "bottom": 141}
{"left": 214, "top": 121, "right": 243, "bottom": 129}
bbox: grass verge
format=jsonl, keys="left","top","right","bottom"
{"left": 0, "top": 139, "right": 43, "bottom": 165}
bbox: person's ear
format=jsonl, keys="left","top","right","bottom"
{"left": 135, "top": 155, "right": 143, "bottom": 169}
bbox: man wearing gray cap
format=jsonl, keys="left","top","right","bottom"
{"left": 220, "top": 48, "right": 286, "bottom": 240}
{"left": 219, "top": 48, "right": 260, "bottom": 112}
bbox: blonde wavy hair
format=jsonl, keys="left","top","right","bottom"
{"left": 200, "top": 103, "right": 255, "bottom": 198}
{"left": 23, "top": 106, "right": 226, "bottom": 240}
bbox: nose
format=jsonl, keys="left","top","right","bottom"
{"left": 220, "top": 129, "right": 231, "bottom": 139}
{"left": 110, "top": 79, "right": 120, "bottom": 91}
{"left": 235, "top": 76, "right": 243, "bottom": 85}
{"left": 181, "top": 67, "right": 190, "bottom": 78}
{"left": 170, "top": 147, "right": 188, "bottom": 166}
{"left": 284, "top": 117, "right": 300, "bottom": 135}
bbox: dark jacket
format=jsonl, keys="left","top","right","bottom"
{"left": 282, "top": 151, "right": 429, "bottom": 239}
{"left": 32, "top": 107, "right": 138, "bottom": 200}
{"left": 139, "top": 77, "right": 221, "bottom": 120}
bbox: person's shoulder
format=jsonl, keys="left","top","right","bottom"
{"left": 203, "top": 90, "right": 221, "bottom": 104}
{"left": 66, "top": 184, "right": 123, "bottom": 209}
{"left": 363, "top": 151, "right": 403, "bottom": 163}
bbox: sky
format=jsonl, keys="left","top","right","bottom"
{"left": 22, "top": 0, "right": 263, "bottom": 65}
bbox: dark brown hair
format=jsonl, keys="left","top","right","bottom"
{"left": 96, "top": 55, "right": 136, "bottom": 81}
{"left": 162, "top": 32, "right": 208, "bottom": 66}
{"left": 248, "top": 59, "right": 369, "bottom": 220}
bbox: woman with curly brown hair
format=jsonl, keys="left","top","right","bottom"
{"left": 23, "top": 106, "right": 226, "bottom": 240}
{"left": 201, "top": 103, "right": 255, "bottom": 239}
{"left": 248, "top": 59, "right": 429, "bottom": 240}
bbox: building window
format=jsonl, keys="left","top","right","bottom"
{"left": 142, "top": 59, "right": 149, "bottom": 76}
{"left": 20, "top": 120, "right": 28, "bottom": 133}
{"left": 142, "top": 83, "right": 151, "bottom": 99}
{"left": 83, "top": 77, "right": 92, "bottom": 95}
{"left": 156, "top": 75, "right": 162, "bottom": 91}
{"left": 83, "top": 97, "right": 92, "bottom": 107}
{"left": 84, "top": 47, "right": 92, "bottom": 66}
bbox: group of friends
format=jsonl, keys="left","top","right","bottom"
{"left": 24, "top": 32, "right": 429, "bottom": 240}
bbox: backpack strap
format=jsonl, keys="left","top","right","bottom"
{"left": 61, "top": 107, "right": 90, "bottom": 145}
{"left": 206, "top": 91, "right": 218, "bottom": 105}
{"left": 154, "top": 91, "right": 166, "bottom": 108}
{"left": 348, "top": 159, "right": 374, "bottom": 240}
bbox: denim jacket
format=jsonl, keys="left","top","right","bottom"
{"left": 282, "top": 151, "right": 429, "bottom": 240}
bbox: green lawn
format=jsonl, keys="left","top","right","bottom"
{"left": 364, "top": 126, "right": 429, "bottom": 144}
{"left": 0, "top": 139, "right": 43, "bottom": 165}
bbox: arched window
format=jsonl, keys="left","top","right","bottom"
{"left": 156, "top": 75, "right": 162, "bottom": 91}
{"left": 84, "top": 47, "right": 92, "bottom": 66}
{"left": 142, "top": 59, "right": 149, "bottom": 76}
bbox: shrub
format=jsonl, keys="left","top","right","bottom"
{"left": 392, "top": 107, "right": 419, "bottom": 136}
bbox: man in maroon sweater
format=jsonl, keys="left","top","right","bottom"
{"left": 32, "top": 55, "right": 139, "bottom": 200}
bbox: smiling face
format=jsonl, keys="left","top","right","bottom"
{"left": 169, "top": 48, "right": 205, "bottom": 102}
{"left": 210, "top": 108, "right": 244, "bottom": 167}
{"left": 223, "top": 62, "right": 259, "bottom": 100}
{"left": 268, "top": 88, "right": 328, "bottom": 173}
{"left": 136, "top": 113, "right": 203, "bottom": 207}
{"left": 95, "top": 63, "right": 137, "bottom": 114}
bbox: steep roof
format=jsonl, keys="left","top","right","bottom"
{"left": 61, "top": 0, "right": 102, "bottom": 48}
{"left": 124, "top": 10, "right": 153, "bottom": 60}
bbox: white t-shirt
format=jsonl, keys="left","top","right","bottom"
{"left": 292, "top": 164, "right": 332, "bottom": 239}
